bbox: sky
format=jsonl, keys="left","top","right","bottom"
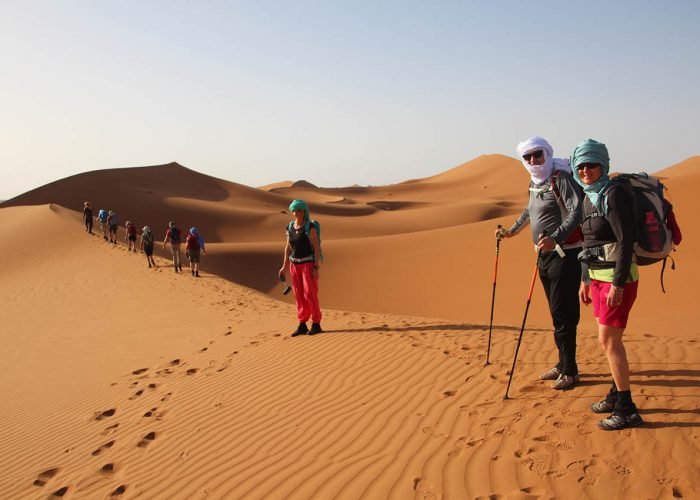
{"left": 1, "top": 0, "right": 699, "bottom": 200}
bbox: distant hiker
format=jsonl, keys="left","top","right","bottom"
{"left": 107, "top": 210, "right": 119, "bottom": 244}
{"left": 498, "top": 136, "right": 584, "bottom": 390}
{"left": 140, "top": 226, "right": 157, "bottom": 268}
{"left": 572, "top": 139, "right": 643, "bottom": 431}
{"left": 125, "top": 220, "right": 138, "bottom": 252}
{"left": 82, "top": 202, "right": 93, "bottom": 234}
{"left": 97, "top": 209, "right": 109, "bottom": 241}
{"left": 185, "top": 227, "right": 206, "bottom": 277}
{"left": 163, "top": 221, "right": 183, "bottom": 273}
{"left": 279, "top": 199, "right": 323, "bottom": 336}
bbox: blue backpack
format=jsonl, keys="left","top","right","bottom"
{"left": 287, "top": 219, "right": 324, "bottom": 262}
{"left": 98, "top": 209, "right": 108, "bottom": 222}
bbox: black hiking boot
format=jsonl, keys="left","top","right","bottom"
{"left": 195, "top": 271, "right": 200, "bottom": 277}
{"left": 308, "top": 323, "right": 323, "bottom": 335}
{"left": 291, "top": 322, "right": 308, "bottom": 337}
{"left": 598, "top": 411, "right": 643, "bottom": 431}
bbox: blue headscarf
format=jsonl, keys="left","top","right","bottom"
{"left": 288, "top": 199, "right": 310, "bottom": 224}
{"left": 570, "top": 139, "right": 611, "bottom": 213}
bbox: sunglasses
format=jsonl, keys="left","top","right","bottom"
{"left": 522, "top": 150, "right": 544, "bottom": 161}
{"left": 576, "top": 163, "right": 601, "bottom": 171}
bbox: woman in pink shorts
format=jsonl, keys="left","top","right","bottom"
{"left": 571, "top": 139, "right": 643, "bottom": 431}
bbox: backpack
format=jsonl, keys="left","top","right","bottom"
{"left": 98, "top": 209, "right": 108, "bottom": 222}
{"left": 142, "top": 231, "right": 154, "bottom": 245}
{"left": 287, "top": 219, "right": 324, "bottom": 262}
{"left": 597, "top": 173, "right": 682, "bottom": 292}
{"left": 127, "top": 223, "right": 137, "bottom": 236}
{"left": 169, "top": 227, "right": 181, "bottom": 244}
{"left": 606, "top": 173, "right": 681, "bottom": 263}
{"left": 186, "top": 233, "right": 200, "bottom": 250}
{"left": 109, "top": 213, "right": 119, "bottom": 226}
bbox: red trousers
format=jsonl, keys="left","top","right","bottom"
{"left": 289, "top": 262, "right": 322, "bottom": 324}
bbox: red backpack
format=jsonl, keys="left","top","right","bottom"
{"left": 127, "top": 223, "right": 137, "bottom": 236}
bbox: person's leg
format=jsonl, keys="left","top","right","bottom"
{"left": 598, "top": 324, "right": 630, "bottom": 390}
{"left": 301, "top": 264, "right": 322, "bottom": 326}
{"left": 547, "top": 250, "right": 581, "bottom": 378}
{"left": 289, "top": 264, "right": 311, "bottom": 323}
{"left": 537, "top": 253, "right": 563, "bottom": 377}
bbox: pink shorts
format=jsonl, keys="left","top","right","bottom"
{"left": 590, "top": 279, "right": 638, "bottom": 328}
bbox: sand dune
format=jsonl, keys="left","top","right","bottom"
{"left": 1, "top": 156, "right": 699, "bottom": 498}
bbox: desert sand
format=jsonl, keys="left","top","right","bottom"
{"left": 0, "top": 155, "right": 697, "bottom": 499}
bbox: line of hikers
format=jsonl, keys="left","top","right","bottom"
{"left": 81, "top": 203, "right": 206, "bottom": 277}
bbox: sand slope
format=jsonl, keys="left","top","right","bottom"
{"left": 1, "top": 156, "right": 699, "bottom": 498}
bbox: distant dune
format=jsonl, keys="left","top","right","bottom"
{"left": 1, "top": 155, "right": 698, "bottom": 498}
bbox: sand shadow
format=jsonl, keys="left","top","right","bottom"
{"left": 322, "top": 323, "right": 549, "bottom": 334}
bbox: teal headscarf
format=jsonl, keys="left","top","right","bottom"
{"left": 288, "top": 199, "right": 310, "bottom": 224}
{"left": 570, "top": 139, "right": 611, "bottom": 213}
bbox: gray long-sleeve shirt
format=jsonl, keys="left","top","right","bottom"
{"left": 508, "top": 170, "right": 584, "bottom": 248}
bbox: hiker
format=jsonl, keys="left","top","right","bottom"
{"left": 279, "top": 199, "right": 323, "bottom": 336}
{"left": 572, "top": 139, "right": 643, "bottom": 431}
{"left": 125, "top": 221, "right": 138, "bottom": 252}
{"left": 107, "top": 211, "right": 119, "bottom": 244}
{"left": 185, "top": 227, "right": 206, "bottom": 277}
{"left": 82, "top": 202, "right": 93, "bottom": 234}
{"left": 498, "top": 137, "right": 584, "bottom": 390}
{"left": 97, "top": 209, "right": 109, "bottom": 240}
{"left": 163, "top": 221, "right": 183, "bottom": 272}
{"left": 140, "top": 226, "right": 157, "bottom": 268}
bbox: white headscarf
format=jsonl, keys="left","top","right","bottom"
{"left": 516, "top": 136, "right": 569, "bottom": 185}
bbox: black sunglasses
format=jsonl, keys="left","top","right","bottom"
{"left": 522, "top": 150, "right": 544, "bottom": 161}
{"left": 576, "top": 163, "right": 601, "bottom": 171}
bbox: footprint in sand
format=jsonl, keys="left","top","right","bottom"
{"left": 170, "top": 359, "right": 181, "bottom": 366}
{"left": 101, "top": 423, "right": 120, "bottom": 436}
{"left": 129, "top": 389, "right": 144, "bottom": 400}
{"left": 186, "top": 368, "right": 198, "bottom": 375}
{"left": 100, "top": 463, "right": 116, "bottom": 476}
{"left": 50, "top": 486, "right": 69, "bottom": 497}
{"left": 132, "top": 368, "right": 149, "bottom": 375}
{"left": 443, "top": 390, "right": 457, "bottom": 397}
{"left": 137, "top": 432, "right": 157, "bottom": 448}
{"left": 94, "top": 408, "right": 116, "bottom": 421}
{"left": 110, "top": 484, "right": 128, "bottom": 497}
{"left": 33, "top": 467, "right": 60, "bottom": 486}
{"left": 91, "top": 440, "right": 115, "bottom": 456}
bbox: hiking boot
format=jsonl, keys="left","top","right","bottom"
{"left": 308, "top": 323, "right": 323, "bottom": 335}
{"left": 598, "top": 412, "right": 643, "bottom": 431}
{"left": 179, "top": 266, "right": 183, "bottom": 272}
{"left": 192, "top": 270, "right": 195, "bottom": 276}
{"left": 291, "top": 322, "right": 308, "bottom": 337}
{"left": 195, "top": 271, "right": 200, "bottom": 277}
{"left": 552, "top": 374, "right": 578, "bottom": 390}
{"left": 539, "top": 367, "right": 561, "bottom": 381}
{"left": 591, "top": 398, "right": 616, "bottom": 414}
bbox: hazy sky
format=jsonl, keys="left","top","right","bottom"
{"left": 2, "top": 0, "right": 699, "bottom": 200}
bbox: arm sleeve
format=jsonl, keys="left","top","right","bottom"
{"left": 550, "top": 173, "right": 584, "bottom": 244}
{"left": 508, "top": 207, "right": 530, "bottom": 235}
{"left": 606, "top": 188, "right": 635, "bottom": 287}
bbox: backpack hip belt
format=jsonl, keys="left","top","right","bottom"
{"left": 289, "top": 255, "right": 315, "bottom": 264}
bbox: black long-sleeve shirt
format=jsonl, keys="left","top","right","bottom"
{"left": 581, "top": 185, "right": 635, "bottom": 288}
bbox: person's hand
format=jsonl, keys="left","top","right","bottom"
{"left": 202, "top": 250, "right": 206, "bottom": 256}
{"left": 495, "top": 227, "right": 511, "bottom": 240}
{"left": 537, "top": 236, "right": 556, "bottom": 252}
{"left": 606, "top": 285, "right": 624, "bottom": 308}
{"left": 313, "top": 266, "right": 320, "bottom": 278}
{"left": 278, "top": 267, "right": 286, "bottom": 278}
{"left": 579, "top": 282, "right": 591, "bottom": 305}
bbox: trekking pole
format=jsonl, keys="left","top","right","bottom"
{"left": 485, "top": 224, "right": 503, "bottom": 366}
{"left": 503, "top": 232, "right": 544, "bottom": 400}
